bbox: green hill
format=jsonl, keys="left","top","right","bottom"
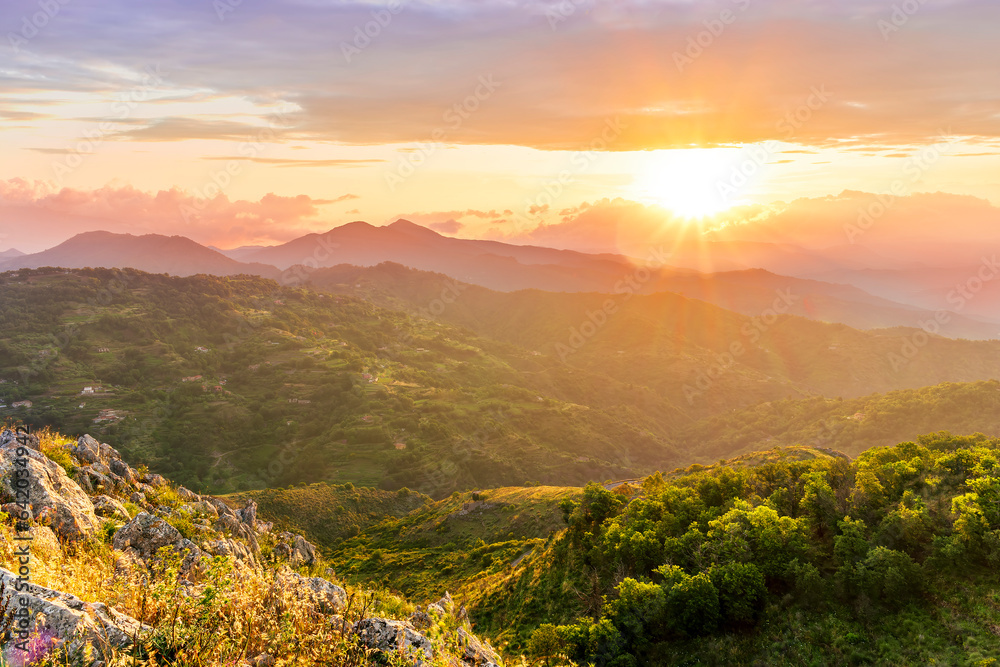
{"left": 0, "top": 268, "right": 682, "bottom": 495}
{"left": 680, "top": 379, "right": 1000, "bottom": 460}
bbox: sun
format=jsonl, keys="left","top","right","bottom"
{"left": 628, "top": 148, "right": 743, "bottom": 219}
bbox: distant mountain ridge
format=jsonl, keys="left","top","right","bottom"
{"left": 0, "top": 231, "right": 281, "bottom": 278}
{"left": 5, "top": 224, "right": 996, "bottom": 339}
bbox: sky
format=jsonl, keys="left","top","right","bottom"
{"left": 1, "top": 0, "right": 998, "bottom": 254}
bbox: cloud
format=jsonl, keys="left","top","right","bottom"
{"left": 428, "top": 220, "right": 464, "bottom": 235}
{"left": 202, "top": 157, "right": 384, "bottom": 168}
{"left": 3, "top": 0, "right": 998, "bottom": 150}
{"left": 0, "top": 179, "right": 337, "bottom": 252}
{"left": 491, "top": 191, "right": 1000, "bottom": 266}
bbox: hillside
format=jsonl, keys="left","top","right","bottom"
{"left": 248, "top": 433, "right": 1000, "bottom": 665}
{"left": 307, "top": 262, "right": 1000, "bottom": 417}
{"left": 0, "top": 231, "right": 281, "bottom": 279}
{"left": 0, "top": 267, "right": 684, "bottom": 495}
{"left": 0, "top": 425, "right": 501, "bottom": 665}
{"left": 680, "top": 379, "right": 1000, "bottom": 460}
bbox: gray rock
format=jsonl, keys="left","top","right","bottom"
{"left": 112, "top": 512, "right": 201, "bottom": 574}
{"left": 176, "top": 486, "right": 200, "bottom": 501}
{"left": 408, "top": 610, "right": 433, "bottom": 630}
{"left": 274, "top": 532, "right": 317, "bottom": 566}
{"left": 355, "top": 617, "right": 433, "bottom": 664}
{"left": 129, "top": 491, "right": 146, "bottom": 505}
{"left": 191, "top": 500, "right": 219, "bottom": 518}
{"left": 281, "top": 569, "right": 346, "bottom": 614}
{"left": 72, "top": 434, "right": 121, "bottom": 465}
{"left": 0, "top": 428, "right": 40, "bottom": 451}
{"left": 0, "top": 439, "right": 99, "bottom": 541}
{"left": 93, "top": 495, "right": 131, "bottom": 521}
{"left": 109, "top": 459, "right": 137, "bottom": 485}
{"left": 237, "top": 498, "right": 257, "bottom": 527}
{"left": 205, "top": 496, "right": 237, "bottom": 518}
{"left": 141, "top": 472, "right": 167, "bottom": 487}
{"left": 214, "top": 513, "right": 260, "bottom": 553}
{"left": 457, "top": 626, "right": 503, "bottom": 666}
{"left": 73, "top": 465, "right": 117, "bottom": 495}
{"left": 0, "top": 566, "right": 148, "bottom": 659}
{"left": 203, "top": 538, "right": 257, "bottom": 565}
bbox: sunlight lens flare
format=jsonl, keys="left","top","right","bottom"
{"left": 629, "top": 148, "right": 744, "bottom": 219}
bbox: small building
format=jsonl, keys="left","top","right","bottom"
{"left": 394, "top": 443, "right": 407, "bottom": 450}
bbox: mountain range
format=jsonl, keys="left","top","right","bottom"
{"left": 2, "top": 221, "right": 997, "bottom": 340}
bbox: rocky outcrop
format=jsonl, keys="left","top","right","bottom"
{"left": 112, "top": 512, "right": 201, "bottom": 574}
{"left": 280, "top": 568, "right": 347, "bottom": 614}
{"left": 92, "top": 494, "right": 131, "bottom": 521}
{"left": 204, "top": 538, "right": 257, "bottom": 566}
{"left": 0, "top": 428, "right": 40, "bottom": 451}
{"left": 238, "top": 498, "right": 258, "bottom": 527}
{"left": 0, "top": 567, "right": 148, "bottom": 659}
{"left": 0, "top": 432, "right": 99, "bottom": 541}
{"left": 71, "top": 434, "right": 121, "bottom": 466}
{"left": 273, "top": 531, "right": 317, "bottom": 566}
{"left": 355, "top": 617, "right": 433, "bottom": 664}
{"left": 457, "top": 626, "right": 503, "bottom": 667}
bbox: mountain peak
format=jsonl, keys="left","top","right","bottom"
{"left": 386, "top": 219, "right": 443, "bottom": 237}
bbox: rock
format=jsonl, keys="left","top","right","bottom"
{"left": 0, "top": 567, "right": 148, "bottom": 660}
{"left": 129, "top": 491, "right": 146, "bottom": 505}
{"left": 0, "top": 438, "right": 100, "bottom": 541}
{"left": 204, "top": 496, "right": 237, "bottom": 518}
{"left": 111, "top": 512, "right": 201, "bottom": 574}
{"left": 191, "top": 500, "right": 219, "bottom": 518}
{"left": 355, "top": 617, "right": 433, "bottom": 664}
{"left": 237, "top": 498, "right": 257, "bottom": 527}
{"left": 71, "top": 434, "right": 121, "bottom": 465}
{"left": 2, "top": 501, "right": 29, "bottom": 521}
{"left": 214, "top": 513, "right": 260, "bottom": 553}
{"left": 435, "top": 591, "right": 455, "bottom": 613}
{"left": 109, "top": 459, "right": 137, "bottom": 486}
{"left": 135, "top": 482, "right": 156, "bottom": 495}
{"left": 93, "top": 495, "right": 131, "bottom": 521}
{"left": 142, "top": 472, "right": 167, "bottom": 487}
{"left": 408, "top": 610, "right": 433, "bottom": 630}
{"left": 457, "top": 626, "right": 503, "bottom": 666}
{"left": 203, "top": 538, "right": 257, "bottom": 565}
{"left": 73, "top": 465, "right": 117, "bottom": 495}
{"left": 274, "top": 532, "right": 316, "bottom": 566}
{"left": 426, "top": 602, "right": 445, "bottom": 617}
{"left": 176, "top": 486, "right": 199, "bottom": 501}
{"left": 0, "top": 428, "right": 40, "bottom": 451}
{"left": 281, "top": 569, "right": 346, "bottom": 614}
